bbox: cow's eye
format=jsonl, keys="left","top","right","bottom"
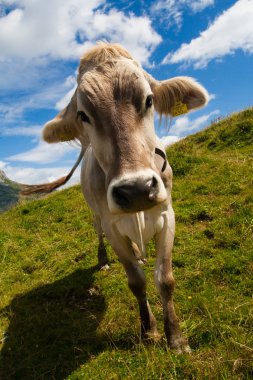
{"left": 77, "top": 110, "right": 90, "bottom": 124}
{"left": 145, "top": 95, "right": 153, "bottom": 109}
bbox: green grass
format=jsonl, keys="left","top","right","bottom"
{"left": 0, "top": 108, "right": 253, "bottom": 379}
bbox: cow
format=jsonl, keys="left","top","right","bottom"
{"left": 23, "top": 43, "right": 209, "bottom": 352}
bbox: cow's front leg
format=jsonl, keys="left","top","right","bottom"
{"left": 155, "top": 207, "right": 190, "bottom": 353}
{"left": 104, "top": 226, "right": 158, "bottom": 339}
{"left": 121, "top": 257, "right": 159, "bottom": 340}
{"left": 94, "top": 215, "right": 109, "bottom": 268}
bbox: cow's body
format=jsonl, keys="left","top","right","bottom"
{"left": 82, "top": 140, "right": 173, "bottom": 261}
{"left": 28, "top": 43, "right": 209, "bottom": 352}
{"left": 81, "top": 143, "right": 178, "bottom": 345}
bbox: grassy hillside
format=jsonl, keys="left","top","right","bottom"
{"left": 0, "top": 108, "right": 252, "bottom": 379}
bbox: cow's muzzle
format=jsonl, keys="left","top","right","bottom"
{"left": 107, "top": 170, "right": 167, "bottom": 214}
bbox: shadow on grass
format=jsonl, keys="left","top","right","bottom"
{"left": 0, "top": 267, "right": 106, "bottom": 380}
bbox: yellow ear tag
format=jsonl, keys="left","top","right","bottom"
{"left": 171, "top": 100, "right": 188, "bottom": 117}
{"left": 59, "top": 132, "right": 75, "bottom": 142}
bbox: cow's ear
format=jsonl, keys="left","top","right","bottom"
{"left": 43, "top": 90, "right": 82, "bottom": 143}
{"left": 149, "top": 76, "right": 209, "bottom": 116}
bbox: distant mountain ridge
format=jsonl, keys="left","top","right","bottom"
{"left": 0, "top": 170, "right": 23, "bottom": 213}
{"left": 0, "top": 170, "right": 8, "bottom": 182}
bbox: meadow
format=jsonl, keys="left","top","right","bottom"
{"left": 0, "top": 108, "right": 252, "bottom": 379}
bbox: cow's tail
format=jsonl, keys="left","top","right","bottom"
{"left": 21, "top": 148, "right": 85, "bottom": 195}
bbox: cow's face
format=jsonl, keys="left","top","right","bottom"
{"left": 42, "top": 44, "right": 209, "bottom": 214}
{"left": 76, "top": 59, "right": 167, "bottom": 213}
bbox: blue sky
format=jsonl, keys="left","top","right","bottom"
{"left": 0, "top": 0, "right": 253, "bottom": 184}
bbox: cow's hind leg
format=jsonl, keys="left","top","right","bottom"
{"left": 121, "top": 256, "right": 159, "bottom": 341}
{"left": 155, "top": 208, "right": 190, "bottom": 353}
{"left": 94, "top": 215, "right": 109, "bottom": 268}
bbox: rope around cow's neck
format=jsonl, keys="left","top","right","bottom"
{"left": 136, "top": 212, "right": 145, "bottom": 258}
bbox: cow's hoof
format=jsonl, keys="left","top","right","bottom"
{"left": 143, "top": 330, "right": 161, "bottom": 343}
{"left": 169, "top": 336, "right": 191, "bottom": 354}
{"left": 174, "top": 344, "right": 191, "bottom": 355}
{"left": 99, "top": 263, "right": 110, "bottom": 271}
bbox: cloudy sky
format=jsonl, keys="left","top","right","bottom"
{"left": 0, "top": 0, "right": 253, "bottom": 185}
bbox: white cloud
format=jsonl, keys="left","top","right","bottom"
{"left": 0, "top": 0, "right": 162, "bottom": 131}
{"left": 0, "top": 0, "right": 161, "bottom": 65}
{"left": 0, "top": 102, "right": 27, "bottom": 123}
{"left": 0, "top": 0, "right": 100, "bottom": 61}
{"left": 160, "top": 135, "right": 180, "bottom": 147}
{"left": 169, "top": 110, "right": 220, "bottom": 136}
{"left": 151, "top": 0, "right": 214, "bottom": 29}
{"left": 0, "top": 58, "right": 68, "bottom": 93}
{"left": 190, "top": 0, "right": 214, "bottom": 12}
{"left": 209, "top": 93, "right": 216, "bottom": 101}
{"left": 151, "top": 0, "right": 183, "bottom": 29}
{"left": 0, "top": 68, "right": 78, "bottom": 127}
{"left": 56, "top": 85, "right": 76, "bottom": 111}
{"left": 0, "top": 161, "right": 7, "bottom": 170}
{"left": 3, "top": 138, "right": 81, "bottom": 187}
{"left": 3, "top": 163, "right": 80, "bottom": 186}
{"left": 7, "top": 141, "right": 78, "bottom": 164}
{"left": 55, "top": 73, "right": 77, "bottom": 110}
{"left": 85, "top": 10, "right": 162, "bottom": 64}
{"left": 0, "top": 125, "right": 42, "bottom": 137}
{"left": 164, "top": 0, "right": 253, "bottom": 67}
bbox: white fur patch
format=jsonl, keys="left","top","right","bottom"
{"left": 111, "top": 204, "right": 166, "bottom": 250}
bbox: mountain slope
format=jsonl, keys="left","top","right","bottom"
{"left": 0, "top": 108, "right": 252, "bottom": 379}
{"left": 0, "top": 170, "right": 22, "bottom": 213}
{"left": 0, "top": 170, "right": 42, "bottom": 213}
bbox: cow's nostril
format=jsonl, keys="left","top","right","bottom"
{"left": 145, "top": 176, "right": 157, "bottom": 190}
{"left": 112, "top": 186, "right": 131, "bottom": 208}
{"left": 149, "top": 176, "right": 158, "bottom": 200}
{"left": 152, "top": 176, "right": 158, "bottom": 188}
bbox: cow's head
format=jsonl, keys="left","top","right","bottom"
{"left": 43, "top": 43, "right": 209, "bottom": 214}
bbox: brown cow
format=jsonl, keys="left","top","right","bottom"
{"left": 24, "top": 43, "right": 209, "bottom": 352}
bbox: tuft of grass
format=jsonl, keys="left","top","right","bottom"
{"left": 0, "top": 108, "right": 253, "bottom": 379}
